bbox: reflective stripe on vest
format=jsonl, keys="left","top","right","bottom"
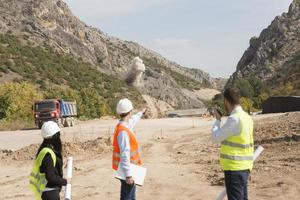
{"left": 112, "top": 124, "right": 142, "bottom": 170}
{"left": 221, "top": 140, "right": 254, "bottom": 149}
{"left": 30, "top": 172, "right": 48, "bottom": 185}
{"left": 220, "top": 154, "right": 253, "bottom": 161}
{"left": 220, "top": 109, "right": 254, "bottom": 171}
{"left": 29, "top": 180, "right": 43, "bottom": 194}
{"left": 29, "top": 148, "right": 56, "bottom": 200}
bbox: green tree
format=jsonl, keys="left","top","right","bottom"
{"left": 256, "top": 93, "right": 269, "bottom": 108}
{"left": 236, "top": 80, "right": 255, "bottom": 98}
{"left": 207, "top": 94, "right": 226, "bottom": 115}
{"left": 79, "top": 88, "right": 111, "bottom": 118}
{"left": 240, "top": 97, "right": 253, "bottom": 114}
{"left": 0, "top": 82, "right": 43, "bottom": 123}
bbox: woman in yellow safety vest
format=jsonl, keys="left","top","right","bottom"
{"left": 29, "top": 121, "right": 68, "bottom": 200}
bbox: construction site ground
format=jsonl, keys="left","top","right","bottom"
{"left": 0, "top": 112, "right": 299, "bottom": 200}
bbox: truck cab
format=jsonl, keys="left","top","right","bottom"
{"left": 34, "top": 100, "right": 61, "bottom": 129}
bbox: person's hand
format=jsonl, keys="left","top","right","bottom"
{"left": 142, "top": 108, "right": 148, "bottom": 115}
{"left": 214, "top": 109, "right": 222, "bottom": 121}
{"left": 126, "top": 176, "right": 134, "bottom": 185}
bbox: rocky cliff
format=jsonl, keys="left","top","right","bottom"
{"left": 0, "top": 0, "right": 225, "bottom": 116}
{"left": 227, "top": 0, "right": 300, "bottom": 95}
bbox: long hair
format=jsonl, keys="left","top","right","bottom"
{"left": 36, "top": 132, "right": 63, "bottom": 159}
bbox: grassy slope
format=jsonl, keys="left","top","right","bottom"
{"left": 0, "top": 34, "right": 144, "bottom": 116}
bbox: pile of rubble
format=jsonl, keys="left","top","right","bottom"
{"left": 0, "top": 137, "right": 111, "bottom": 162}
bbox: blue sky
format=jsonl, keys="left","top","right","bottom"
{"left": 63, "top": 0, "right": 292, "bottom": 78}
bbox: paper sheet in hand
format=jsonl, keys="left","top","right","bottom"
{"left": 115, "top": 164, "right": 147, "bottom": 186}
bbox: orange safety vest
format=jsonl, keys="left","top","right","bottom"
{"left": 112, "top": 123, "right": 142, "bottom": 170}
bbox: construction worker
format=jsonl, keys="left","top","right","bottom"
{"left": 112, "top": 98, "right": 147, "bottom": 200}
{"left": 211, "top": 88, "right": 254, "bottom": 200}
{"left": 29, "top": 121, "right": 68, "bottom": 200}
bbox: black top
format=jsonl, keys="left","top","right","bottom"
{"left": 40, "top": 153, "right": 67, "bottom": 189}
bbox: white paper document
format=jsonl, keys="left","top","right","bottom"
{"left": 115, "top": 164, "right": 147, "bottom": 186}
{"left": 65, "top": 157, "right": 73, "bottom": 200}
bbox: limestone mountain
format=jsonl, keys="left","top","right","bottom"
{"left": 226, "top": 0, "right": 300, "bottom": 96}
{"left": 0, "top": 0, "right": 225, "bottom": 117}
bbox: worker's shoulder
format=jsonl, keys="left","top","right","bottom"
{"left": 232, "top": 111, "right": 253, "bottom": 123}
{"left": 41, "top": 153, "right": 55, "bottom": 167}
{"left": 228, "top": 114, "right": 240, "bottom": 123}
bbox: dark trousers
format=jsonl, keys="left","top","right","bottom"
{"left": 224, "top": 170, "right": 249, "bottom": 200}
{"left": 120, "top": 180, "right": 136, "bottom": 200}
{"left": 41, "top": 190, "right": 60, "bottom": 200}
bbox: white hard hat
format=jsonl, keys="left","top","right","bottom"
{"left": 116, "top": 98, "right": 134, "bottom": 114}
{"left": 41, "top": 121, "right": 60, "bottom": 139}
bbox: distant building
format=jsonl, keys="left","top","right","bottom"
{"left": 262, "top": 96, "right": 300, "bottom": 114}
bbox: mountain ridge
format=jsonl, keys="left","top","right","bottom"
{"left": 226, "top": 0, "right": 300, "bottom": 96}
{"left": 0, "top": 0, "right": 226, "bottom": 117}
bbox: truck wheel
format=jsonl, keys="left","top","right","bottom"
{"left": 63, "top": 119, "right": 68, "bottom": 127}
{"left": 70, "top": 118, "right": 75, "bottom": 127}
{"left": 64, "top": 118, "right": 71, "bottom": 127}
{"left": 38, "top": 123, "right": 43, "bottom": 129}
{"left": 58, "top": 120, "right": 63, "bottom": 128}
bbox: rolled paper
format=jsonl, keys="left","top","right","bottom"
{"left": 65, "top": 184, "right": 72, "bottom": 200}
{"left": 216, "top": 189, "right": 227, "bottom": 200}
{"left": 66, "top": 157, "right": 73, "bottom": 178}
{"left": 65, "top": 157, "right": 73, "bottom": 200}
{"left": 253, "top": 146, "right": 264, "bottom": 161}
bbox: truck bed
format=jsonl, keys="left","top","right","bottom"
{"left": 60, "top": 100, "right": 77, "bottom": 117}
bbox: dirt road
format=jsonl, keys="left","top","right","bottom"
{"left": 0, "top": 113, "right": 299, "bottom": 199}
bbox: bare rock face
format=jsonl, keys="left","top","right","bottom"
{"left": 0, "top": 0, "right": 112, "bottom": 71}
{"left": 226, "top": 0, "right": 300, "bottom": 94}
{"left": 142, "top": 95, "right": 173, "bottom": 118}
{"left": 0, "top": 0, "right": 227, "bottom": 115}
{"left": 139, "top": 68, "right": 205, "bottom": 109}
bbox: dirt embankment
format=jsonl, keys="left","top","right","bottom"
{"left": 255, "top": 112, "right": 300, "bottom": 143}
{"left": 250, "top": 112, "right": 300, "bottom": 199}
{"left": 0, "top": 137, "right": 111, "bottom": 163}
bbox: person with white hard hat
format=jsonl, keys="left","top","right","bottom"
{"left": 112, "top": 98, "right": 147, "bottom": 200}
{"left": 29, "top": 121, "right": 68, "bottom": 200}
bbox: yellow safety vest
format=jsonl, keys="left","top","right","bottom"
{"left": 220, "top": 110, "right": 254, "bottom": 171}
{"left": 29, "top": 147, "right": 57, "bottom": 200}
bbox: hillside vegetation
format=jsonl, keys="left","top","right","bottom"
{"left": 0, "top": 34, "right": 144, "bottom": 129}
{"left": 208, "top": 75, "right": 270, "bottom": 114}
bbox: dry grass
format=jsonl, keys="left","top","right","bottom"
{"left": 0, "top": 120, "right": 35, "bottom": 131}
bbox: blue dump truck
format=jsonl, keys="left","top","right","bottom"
{"left": 34, "top": 99, "right": 77, "bottom": 129}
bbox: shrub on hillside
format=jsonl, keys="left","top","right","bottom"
{"left": 0, "top": 82, "right": 42, "bottom": 124}
{"left": 240, "top": 97, "right": 254, "bottom": 114}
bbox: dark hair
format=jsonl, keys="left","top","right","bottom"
{"left": 224, "top": 88, "right": 240, "bottom": 105}
{"left": 36, "top": 132, "right": 62, "bottom": 159}
{"left": 120, "top": 111, "right": 131, "bottom": 118}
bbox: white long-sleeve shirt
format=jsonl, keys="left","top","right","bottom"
{"left": 117, "top": 112, "right": 143, "bottom": 177}
{"left": 211, "top": 106, "right": 243, "bottom": 143}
